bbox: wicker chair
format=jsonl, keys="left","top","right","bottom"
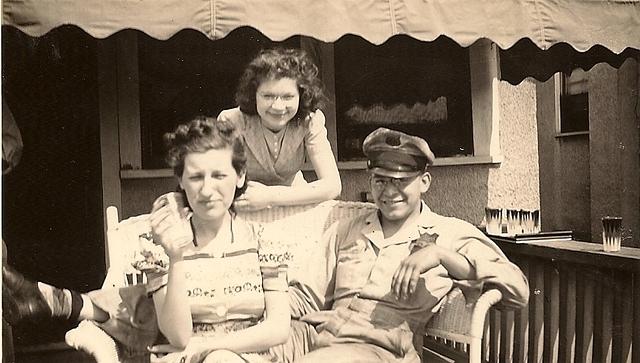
{"left": 70, "top": 200, "right": 502, "bottom": 363}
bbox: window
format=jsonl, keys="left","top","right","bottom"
{"left": 137, "top": 29, "right": 302, "bottom": 169}
{"left": 334, "top": 35, "right": 474, "bottom": 161}
{"left": 113, "top": 32, "right": 501, "bottom": 177}
{"left": 559, "top": 69, "right": 589, "bottom": 134}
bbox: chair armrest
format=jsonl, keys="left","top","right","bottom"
{"left": 469, "top": 288, "right": 502, "bottom": 339}
{"left": 65, "top": 320, "right": 120, "bottom": 363}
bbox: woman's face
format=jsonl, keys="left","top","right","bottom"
{"left": 179, "top": 147, "right": 245, "bottom": 222}
{"left": 255, "top": 77, "right": 300, "bottom": 132}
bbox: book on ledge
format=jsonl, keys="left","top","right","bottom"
{"left": 486, "top": 230, "right": 573, "bottom": 243}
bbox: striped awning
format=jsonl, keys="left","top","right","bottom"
{"left": 3, "top": 0, "right": 639, "bottom": 83}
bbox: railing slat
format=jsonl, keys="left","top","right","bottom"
{"left": 558, "top": 265, "right": 576, "bottom": 363}
{"left": 594, "top": 270, "right": 613, "bottom": 363}
{"left": 544, "top": 262, "right": 560, "bottom": 363}
{"left": 612, "top": 270, "right": 632, "bottom": 363}
{"left": 500, "top": 309, "right": 515, "bottom": 363}
{"left": 490, "top": 309, "right": 501, "bottom": 363}
{"left": 513, "top": 258, "right": 529, "bottom": 363}
{"left": 633, "top": 269, "right": 640, "bottom": 363}
{"left": 529, "top": 260, "right": 545, "bottom": 363}
{"left": 576, "top": 269, "right": 595, "bottom": 363}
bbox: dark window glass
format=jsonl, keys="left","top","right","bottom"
{"left": 560, "top": 93, "right": 589, "bottom": 133}
{"left": 334, "top": 35, "right": 474, "bottom": 161}
{"left": 560, "top": 70, "right": 589, "bottom": 133}
{"left": 138, "top": 28, "right": 301, "bottom": 168}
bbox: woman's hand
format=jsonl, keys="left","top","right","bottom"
{"left": 391, "top": 244, "right": 442, "bottom": 301}
{"left": 233, "top": 181, "right": 273, "bottom": 211}
{"left": 149, "top": 194, "right": 193, "bottom": 260}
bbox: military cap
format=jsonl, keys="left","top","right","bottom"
{"left": 362, "top": 127, "right": 435, "bottom": 178}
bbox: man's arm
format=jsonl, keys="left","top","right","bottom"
{"left": 453, "top": 235, "right": 529, "bottom": 309}
{"left": 392, "top": 228, "right": 529, "bottom": 308}
{"left": 392, "top": 244, "right": 476, "bottom": 301}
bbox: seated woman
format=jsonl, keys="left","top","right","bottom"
{"left": 218, "top": 48, "right": 341, "bottom": 211}
{"left": 146, "top": 116, "right": 291, "bottom": 363}
{"left": 2, "top": 116, "right": 297, "bottom": 363}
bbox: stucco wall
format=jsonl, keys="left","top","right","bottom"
{"left": 122, "top": 79, "right": 540, "bottom": 227}
{"left": 488, "top": 80, "right": 541, "bottom": 212}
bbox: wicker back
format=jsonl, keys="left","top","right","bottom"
{"left": 237, "top": 200, "right": 377, "bottom": 231}
{"left": 102, "top": 200, "right": 377, "bottom": 289}
{"left": 100, "top": 200, "right": 501, "bottom": 363}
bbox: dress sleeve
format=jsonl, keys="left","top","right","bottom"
{"left": 447, "top": 224, "right": 530, "bottom": 309}
{"left": 304, "top": 110, "right": 334, "bottom": 161}
{"left": 216, "top": 107, "right": 244, "bottom": 128}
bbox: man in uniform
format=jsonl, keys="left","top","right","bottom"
{"left": 292, "top": 127, "right": 529, "bottom": 362}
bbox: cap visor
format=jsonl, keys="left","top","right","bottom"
{"left": 369, "top": 167, "right": 422, "bottom": 179}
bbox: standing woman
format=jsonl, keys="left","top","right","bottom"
{"left": 148, "top": 117, "right": 291, "bottom": 363}
{"left": 218, "top": 48, "right": 341, "bottom": 211}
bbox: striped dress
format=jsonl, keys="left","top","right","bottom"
{"left": 146, "top": 216, "right": 288, "bottom": 363}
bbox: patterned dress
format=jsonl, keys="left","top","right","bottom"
{"left": 146, "top": 216, "right": 288, "bottom": 363}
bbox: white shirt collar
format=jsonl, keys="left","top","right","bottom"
{"left": 362, "top": 201, "right": 437, "bottom": 250}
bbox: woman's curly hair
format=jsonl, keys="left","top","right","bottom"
{"left": 164, "top": 116, "right": 248, "bottom": 200}
{"left": 235, "top": 47, "right": 325, "bottom": 123}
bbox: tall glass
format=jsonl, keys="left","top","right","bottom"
{"left": 485, "top": 207, "right": 503, "bottom": 235}
{"left": 157, "top": 192, "right": 193, "bottom": 248}
{"left": 601, "top": 216, "right": 622, "bottom": 252}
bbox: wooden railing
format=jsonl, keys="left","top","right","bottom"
{"left": 485, "top": 240, "right": 640, "bottom": 363}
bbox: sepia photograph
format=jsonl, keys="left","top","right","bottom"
{"left": 2, "top": 1, "right": 639, "bottom": 362}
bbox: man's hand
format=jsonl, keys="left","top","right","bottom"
{"left": 233, "top": 181, "right": 273, "bottom": 211}
{"left": 391, "top": 244, "right": 442, "bottom": 301}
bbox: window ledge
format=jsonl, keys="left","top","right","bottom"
{"left": 121, "top": 155, "right": 503, "bottom": 179}
{"left": 121, "top": 169, "right": 174, "bottom": 179}
{"left": 555, "top": 131, "right": 589, "bottom": 138}
{"left": 307, "top": 155, "right": 503, "bottom": 171}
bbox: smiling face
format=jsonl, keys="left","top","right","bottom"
{"left": 255, "top": 77, "right": 300, "bottom": 132}
{"left": 370, "top": 171, "right": 431, "bottom": 224}
{"left": 179, "top": 148, "right": 246, "bottom": 223}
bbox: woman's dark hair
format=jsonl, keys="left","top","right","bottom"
{"left": 235, "top": 47, "right": 325, "bottom": 123}
{"left": 164, "top": 116, "right": 248, "bottom": 201}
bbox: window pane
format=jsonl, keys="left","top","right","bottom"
{"left": 334, "top": 35, "right": 474, "bottom": 161}
{"left": 560, "top": 70, "right": 589, "bottom": 133}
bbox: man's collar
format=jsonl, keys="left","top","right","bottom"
{"left": 417, "top": 201, "right": 436, "bottom": 228}
{"left": 362, "top": 201, "right": 437, "bottom": 249}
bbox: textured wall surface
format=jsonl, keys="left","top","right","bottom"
{"left": 487, "top": 80, "right": 540, "bottom": 211}
{"left": 122, "top": 80, "right": 541, "bottom": 228}
{"left": 589, "top": 60, "right": 639, "bottom": 247}
{"left": 536, "top": 75, "right": 592, "bottom": 240}
{"left": 536, "top": 77, "right": 590, "bottom": 240}
{"left": 537, "top": 59, "right": 639, "bottom": 246}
